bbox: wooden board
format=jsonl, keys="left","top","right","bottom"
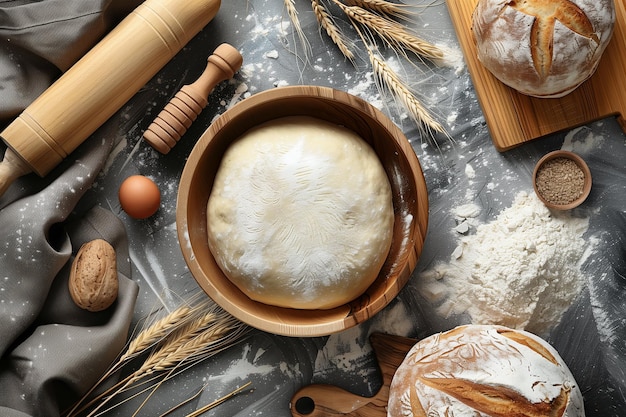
{"left": 289, "top": 333, "right": 415, "bottom": 417}
{"left": 445, "top": 0, "right": 626, "bottom": 151}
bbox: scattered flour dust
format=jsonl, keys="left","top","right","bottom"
{"left": 206, "top": 343, "right": 295, "bottom": 385}
{"left": 418, "top": 191, "right": 594, "bottom": 336}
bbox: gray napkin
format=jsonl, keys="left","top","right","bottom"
{"left": 0, "top": 0, "right": 142, "bottom": 124}
{"left": 0, "top": 133, "right": 139, "bottom": 416}
{"left": 0, "top": 1, "right": 143, "bottom": 415}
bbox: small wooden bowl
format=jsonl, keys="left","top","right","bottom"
{"left": 532, "top": 150, "right": 592, "bottom": 210}
{"left": 176, "top": 86, "right": 428, "bottom": 337}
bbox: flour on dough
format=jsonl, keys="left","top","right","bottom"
{"left": 206, "top": 116, "right": 394, "bottom": 309}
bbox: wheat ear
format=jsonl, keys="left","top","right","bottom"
{"left": 140, "top": 321, "right": 221, "bottom": 378}
{"left": 369, "top": 50, "right": 447, "bottom": 135}
{"left": 128, "top": 310, "right": 240, "bottom": 384}
{"left": 337, "top": 3, "right": 445, "bottom": 63}
{"left": 311, "top": 0, "right": 356, "bottom": 61}
{"left": 343, "top": 0, "right": 414, "bottom": 20}
{"left": 120, "top": 304, "right": 194, "bottom": 363}
{"left": 284, "top": 0, "right": 312, "bottom": 60}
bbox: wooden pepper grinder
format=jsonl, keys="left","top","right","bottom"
{"left": 0, "top": 0, "right": 221, "bottom": 196}
{"left": 143, "top": 43, "right": 243, "bottom": 154}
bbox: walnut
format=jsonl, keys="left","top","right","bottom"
{"left": 68, "top": 239, "right": 119, "bottom": 312}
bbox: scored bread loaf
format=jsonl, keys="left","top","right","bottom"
{"left": 387, "top": 325, "right": 585, "bottom": 417}
{"left": 472, "top": 0, "right": 615, "bottom": 98}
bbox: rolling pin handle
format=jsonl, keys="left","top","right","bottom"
{"left": 142, "top": 43, "right": 243, "bottom": 154}
{"left": 0, "top": 147, "right": 33, "bottom": 196}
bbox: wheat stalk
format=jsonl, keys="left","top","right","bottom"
{"left": 283, "top": 0, "right": 312, "bottom": 61}
{"left": 340, "top": 5, "right": 448, "bottom": 137}
{"left": 130, "top": 313, "right": 217, "bottom": 381}
{"left": 63, "top": 303, "right": 196, "bottom": 417}
{"left": 279, "top": 0, "right": 451, "bottom": 140}
{"left": 131, "top": 314, "right": 241, "bottom": 383}
{"left": 124, "top": 319, "right": 246, "bottom": 417}
{"left": 368, "top": 49, "right": 446, "bottom": 135}
{"left": 119, "top": 292, "right": 212, "bottom": 363}
{"left": 343, "top": 0, "right": 413, "bottom": 20}
{"left": 66, "top": 297, "right": 249, "bottom": 417}
{"left": 83, "top": 317, "right": 247, "bottom": 417}
{"left": 311, "top": 0, "right": 356, "bottom": 61}
{"left": 186, "top": 382, "right": 253, "bottom": 417}
{"left": 129, "top": 321, "right": 246, "bottom": 417}
{"left": 157, "top": 383, "right": 207, "bottom": 417}
{"left": 337, "top": 2, "right": 445, "bottom": 63}
{"left": 120, "top": 304, "right": 194, "bottom": 363}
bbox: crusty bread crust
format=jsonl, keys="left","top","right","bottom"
{"left": 472, "top": 0, "right": 615, "bottom": 98}
{"left": 387, "top": 325, "right": 585, "bottom": 417}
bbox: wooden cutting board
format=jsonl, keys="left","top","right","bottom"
{"left": 446, "top": 0, "right": 626, "bottom": 151}
{"left": 289, "top": 333, "right": 415, "bottom": 417}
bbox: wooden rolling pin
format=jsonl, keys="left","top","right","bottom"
{"left": 0, "top": 0, "right": 221, "bottom": 196}
{"left": 143, "top": 43, "right": 243, "bottom": 154}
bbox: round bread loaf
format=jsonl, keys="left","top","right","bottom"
{"left": 388, "top": 324, "right": 584, "bottom": 417}
{"left": 206, "top": 116, "right": 394, "bottom": 310}
{"left": 472, "top": 0, "right": 615, "bottom": 98}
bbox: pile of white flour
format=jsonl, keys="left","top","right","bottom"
{"left": 418, "top": 191, "right": 592, "bottom": 335}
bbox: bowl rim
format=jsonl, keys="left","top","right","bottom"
{"left": 532, "top": 150, "right": 592, "bottom": 210}
{"left": 176, "top": 85, "right": 429, "bottom": 337}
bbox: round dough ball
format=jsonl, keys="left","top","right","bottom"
{"left": 206, "top": 116, "right": 394, "bottom": 310}
{"left": 472, "top": 0, "right": 615, "bottom": 98}
{"left": 388, "top": 325, "right": 584, "bottom": 417}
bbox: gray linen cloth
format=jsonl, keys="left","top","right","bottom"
{"left": 0, "top": 0, "right": 141, "bottom": 124}
{"left": 0, "top": 1, "right": 143, "bottom": 415}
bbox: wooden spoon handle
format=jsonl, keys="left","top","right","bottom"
{"left": 143, "top": 43, "right": 243, "bottom": 154}
{"left": 290, "top": 333, "right": 416, "bottom": 417}
{"left": 290, "top": 384, "right": 385, "bottom": 417}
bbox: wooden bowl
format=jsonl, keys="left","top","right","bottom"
{"left": 532, "top": 150, "right": 592, "bottom": 210}
{"left": 176, "top": 86, "right": 428, "bottom": 337}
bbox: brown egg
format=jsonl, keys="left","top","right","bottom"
{"left": 118, "top": 175, "right": 161, "bottom": 219}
